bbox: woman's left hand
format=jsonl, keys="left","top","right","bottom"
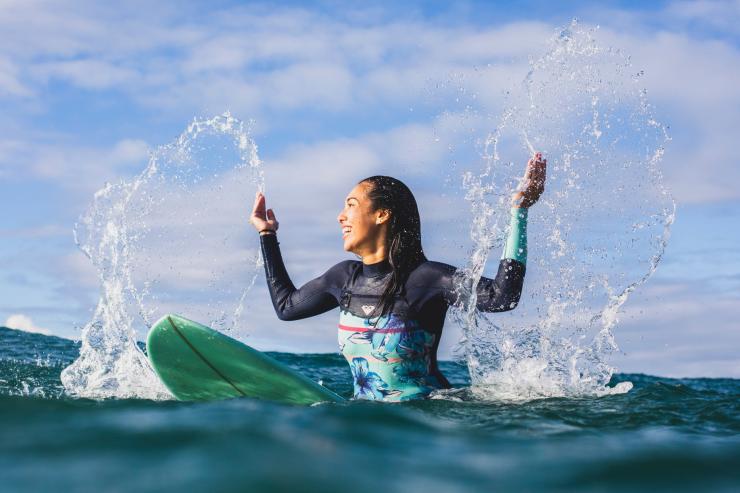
{"left": 511, "top": 152, "right": 547, "bottom": 208}
{"left": 250, "top": 191, "right": 279, "bottom": 234}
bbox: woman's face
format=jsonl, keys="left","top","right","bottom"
{"left": 337, "top": 182, "right": 387, "bottom": 256}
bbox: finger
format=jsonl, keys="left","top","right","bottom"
{"left": 252, "top": 192, "right": 264, "bottom": 212}
{"left": 531, "top": 158, "right": 546, "bottom": 180}
{"left": 537, "top": 159, "right": 547, "bottom": 179}
{"left": 523, "top": 158, "right": 534, "bottom": 181}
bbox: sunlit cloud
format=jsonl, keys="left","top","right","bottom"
{"left": 3, "top": 313, "right": 52, "bottom": 336}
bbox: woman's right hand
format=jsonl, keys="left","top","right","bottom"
{"left": 250, "top": 191, "right": 279, "bottom": 234}
{"left": 511, "top": 152, "right": 547, "bottom": 209}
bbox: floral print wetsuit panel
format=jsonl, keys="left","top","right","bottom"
{"left": 339, "top": 311, "right": 440, "bottom": 401}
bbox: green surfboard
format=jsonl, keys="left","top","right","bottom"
{"left": 146, "top": 314, "right": 345, "bottom": 405}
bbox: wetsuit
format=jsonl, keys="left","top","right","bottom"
{"left": 260, "top": 208, "right": 528, "bottom": 402}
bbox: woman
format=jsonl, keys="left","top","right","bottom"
{"left": 250, "top": 154, "right": 546, "bottom": 401}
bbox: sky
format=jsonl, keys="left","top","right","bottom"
{"left": 1, "top": 0, "right": 739, "bottom": 378}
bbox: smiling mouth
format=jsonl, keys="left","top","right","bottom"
{"left": 342, "top": 226, "right": 352, "bottom": 238}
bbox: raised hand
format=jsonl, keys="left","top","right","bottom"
{"left": 511, "top": 152, "right": 547, "bottom": 209}
{"left": 250, "top": 191, "right": 279, "bottom": 233}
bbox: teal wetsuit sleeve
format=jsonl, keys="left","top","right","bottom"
{"left": 501, "top": 207, "right": 528, "bottom": 265}
{"left": 469, "top": 207, "right": 528, "bottom": 312}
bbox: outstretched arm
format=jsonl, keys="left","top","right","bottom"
{"left": 251, "top": 191, "right": 343, "bottom": 321}
{"left": 260, "top": 235, "right": 343, "bottom": 321}
{"left": 465, "top": 153, "right": 546, "bottom": 312}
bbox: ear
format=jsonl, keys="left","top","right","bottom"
{"left": 376, "top": 208, "right": 391, "bottom": 225}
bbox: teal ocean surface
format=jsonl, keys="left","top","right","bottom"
{"left": 1, "top": 326, "right": 738, "bottom": 492}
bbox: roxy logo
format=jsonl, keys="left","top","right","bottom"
{"left": 361, "top": 305, "right": 375, "bottom": 316}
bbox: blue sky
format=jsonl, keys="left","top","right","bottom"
{"left": 1, "top": 0, "right": 739, "bottom": 377}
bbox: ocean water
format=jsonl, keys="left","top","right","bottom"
{"left": 2, "top": 327, "right": 738, "bottom": 493}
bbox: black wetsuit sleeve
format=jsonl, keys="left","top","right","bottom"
{"left": 260, "top": 234, "right": 348, "bottom": 321}
{"left": 473, "top": 259, "right": 526, "bottom": 312}
{"left": 419, "top": 259, "right": 525, "bottom": 313}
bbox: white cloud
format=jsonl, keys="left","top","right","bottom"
{"left": 269, "top": 137, "right": 382, "bottom": 195}
{"left": 3, "top": 313, "right": 53, "bottom": 335}
{"left": 0, "top": 224, "right": 70, "bottom": 239}
{"left": 609, "top": 276, "right": 740, "bottom": 378}
{"left": 33, "top": 59, "right": 138, "bottom": 90}
{"left": 1, "top": 3, "right": 544, "bottom": 115}
{"left": 181, "top": 35, "right": 254, "bottom": 74}
{"left": 0, "top": 57, "right": 33, "bottom": 98}
{"left": 53, "top": 251, "right": 99, "bottom": 290}
{"left": 581, "top": 5, "right": 740, "bottom": 204}
{"left": 2, "top": 2, "right": 736, "bottom": 205}
{"left": 7, "top": 138, "right": 151, "bottom": 192}
{"left": 663, "top": 0, "right": 740, "bottom": 35}
{"left": 364, "top": 123, "right": 446, "bottom": 174}
{"left": 108, "top": 139, "right": 149, "bottom": 163}
{"left": 0, "top": 137, "right": 29, "bottom": 178}
{"left": 267, "top": 62, "right": 354, "bottom": 110}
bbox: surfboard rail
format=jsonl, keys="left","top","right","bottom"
{"left": 147, "top": 314, "right": 345, "bottom": 405}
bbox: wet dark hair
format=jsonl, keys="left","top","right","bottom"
{"left": 360, "top": 176, "right": 427, "bottom": 318}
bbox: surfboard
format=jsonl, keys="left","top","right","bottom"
{"left": 146, "top": 314, "right": 345, "bottom": 405}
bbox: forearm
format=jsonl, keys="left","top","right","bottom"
{"left": 260, "top": 232, "right": 290, "bottom": 280}
{"left": 501, "top": 207, "right": 527, "bottom": 265}
{"left": 476, "top": 208, "right": 528, "bottom": 311}
{"left": 259, "top": 234, "right": 337, "bottom": 321}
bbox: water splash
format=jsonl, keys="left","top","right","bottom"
{"left": 451, "top": 21, "right": 675, "bottom": 400}
{"left": 61, "top": 113, "right": 264, "bottom": 399}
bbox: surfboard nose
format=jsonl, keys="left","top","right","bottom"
{"left": 147, "top": 314, "right": 345, "bottom": 404}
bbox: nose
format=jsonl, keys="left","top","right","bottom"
{"left": 337, "top": 209, "right": 346, "bottom": 224}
